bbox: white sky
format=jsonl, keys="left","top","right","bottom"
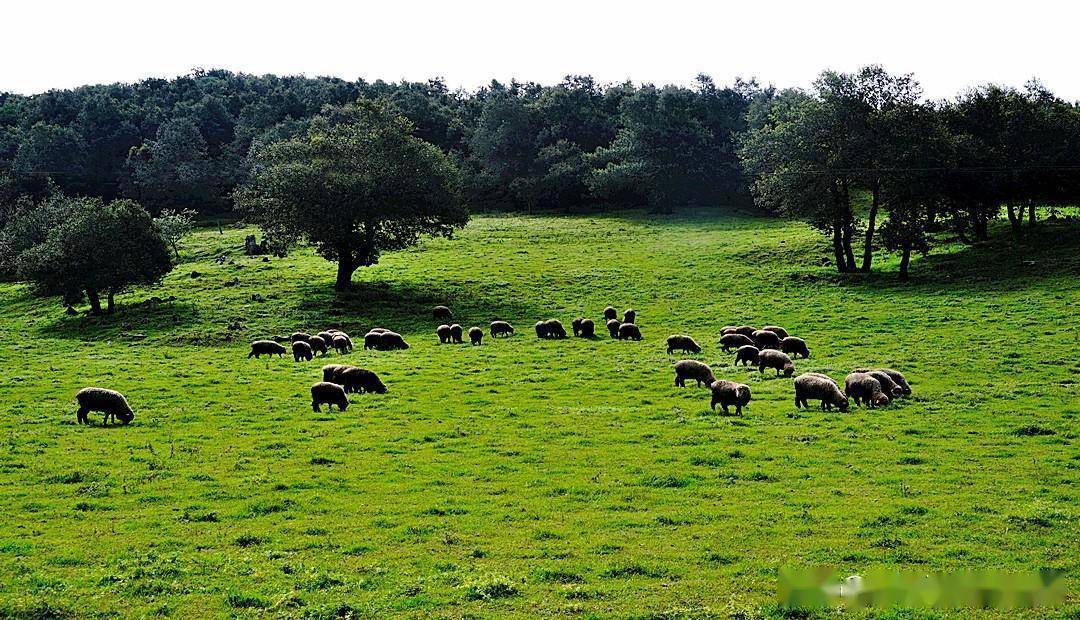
{"left": 3, "top": 0, "right": 1077, "bottom": 101}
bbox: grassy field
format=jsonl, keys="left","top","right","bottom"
{"left": 0, "top": 210, "right": 1076, "bottom": 619}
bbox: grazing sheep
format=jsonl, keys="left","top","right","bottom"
{"left": 734, "top": 326, "right": 757, "bottom": 338}
{"left": 865, "top": 370, "right": 903, "bottom": 398}
{"left": 468, "top": 326, "right": 483, "bottom": 345}
{"left": 316, "top": 331, "right": 335, "bottom": 346}
{"left": 449, "top": 324, "right": 464, "bottom": 344}
{"left": 734, "top": 345, "right": 761, "bottom": 366}
{"left": 378, "top": 332, "right": 410, "bottom": 350}
{"left": 308, "top": 335, "right": 328, "bottom": 356}
{"left": 367, "top": 327, "right": 389, "bottom": 334}
{"left": 780, "top": 336, "right": 810, "bottom": 359}
{"left": 674, "top": 360, "right": 715, "bottom": 387}
{"left": 720, "top": 325, "right": 738, "bottom": 336}
{"left": 290, "top": 332, "right": 311, "bottom": 343}
{"left": 666, "top": 335, "right": 701, "bottom": 355}
{"left": 332, "top": 335, "right": 351, "bottom": 354}
{"left": 363, "top": 332, "right": 380, "bottom": 350}
{"left": 433, "top": 305, "right": 453, "bottom": 320}
{"left": 339, "top": 367, "right": 387, "bottom": 394}
{"left": 75, "top": 387, "right": 134, "bottom": 425}
{"left": 577, "top": 318, "right": 595, "bottom": 338}
{"left": 606, "top": 319, "right": 621, "bottom": 339}
{"left": 758, "top": 349, "right": 795, "bottom": 376}
{"left": 709, "top": 380, "right": 752, "bottom": 415}
{"left": 720, "top": 333, "right": 755, "bottom": 352}
{"left": 623, "top": 309, "right": 636, "bottom": 324}
{"left": 853, "top": 368, "right": 911, "bottom": 396}
{"left": 571, "top": 317, "right": 584, "bottom": 336}
{"left": 322, "top": 364, "right": 348, "bottom": 383}
{"left": 490, "top": 321, "right": 515, "bottom": 337}
{"left": 311, "top": 382, "right": 349, "bottom": 412}
{"left": 248, "top": 340, "right": 287, "bottom": 359}
{"left": 545, "top": 319, "right": 567, "bottom": 339}
{"left": 534, "top": 321, "right": 549, "bottom": 339}
{"left": 794, "top": 373, "right": 850, "bottom": 412}
{"left": 436, "top": 324, "right": 452, "bottom": 344}
{"left": 762, "top": 325, "right": 790, "bottom": 339}
{"left": 618, "top": 322, "right": 642, "bottom": 341}
{"left": 603, "top": 306, "right": 618, "bottom": 321}
{"left": 845, "top": 372, "right": 891, "bottom": 408}
{"left": 292, "top": 340, "right": 313, "bottom": 362}
{"left": 752, "top": 329, "right": 782, "bottom": 350}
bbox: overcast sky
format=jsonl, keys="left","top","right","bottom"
{"left": 4, "top": 0, "right": 1076, "bottom": 100}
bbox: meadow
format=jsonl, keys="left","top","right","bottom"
{"left": 0, "top": 210, "right": 1076, "bottom": 619}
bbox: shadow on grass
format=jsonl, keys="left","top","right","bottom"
{"left": 36, "top": 298, "right": 200, "bottom": 342}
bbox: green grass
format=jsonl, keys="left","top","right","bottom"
{"left": 0, "top": 210, "right": 1076, "bottom": 618}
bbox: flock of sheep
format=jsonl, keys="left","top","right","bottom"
{"left": 72, "top": 304, "right": 910, "bottom": 424}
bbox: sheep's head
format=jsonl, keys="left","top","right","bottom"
{"left": 783, "top": 364, "right": 795, "bottom": 376}
{"left": 836, "top": 397, "right": 850, "bottom": 412}
{"left": 874, "top": 393, "right": 891, "bottom": 407}
{"left": 118, "top": 409, "right": 134, "bottom": 424}
{"left": 891, "top": 386, "right": 904, "bottom": 397}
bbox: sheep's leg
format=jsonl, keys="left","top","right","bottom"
{"left": 722, "top": 404, "right": 730, "bottom": 414}
{"left": 77, "top": 407, "right": 88, "bottom": 424}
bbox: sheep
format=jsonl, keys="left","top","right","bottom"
{"left": 577, "top": 318, "right": 595, "bottom": 338}
{"left": 794, "top": 373, "right": 849, "bottom": 412}
{"left": 316, "top": 331, "right": 335, "bottom": 346}
{"left": 322, "top": 364, "right": 348, "bottom": 383}
{"left": 468, "top": 326, "right": 483, "bottom": 345}
{"left": 534, "top": 321, "right": 549, "bottom": 339}
{"left": 853, "top": 368, "right": 911, "bottom": 396}
{"left": 845, "top": 372, "right": 891, "bottom": 408}
{"left": 339, "top": 367, "right": 387, "bottom": 394}
{"left": 290, "top": 332, "right": 311, "bottom": 343}
{"left": 666, "top": 335, "right": 701, "bottom": 355}
{"left": 734, "top": 326, "right": 757, "bottom": 338}
{"left": 720, "top": 325, "right": 738, "bottom": 336}
{"left": 248, "top": 340, "right": 287, "bottom": 358}
{"left": 308, "top": 335, "right": 328, "bottom": 356}
{"left": 75, "top": 387, "right": 134, "bottom": 425}
{"left": 292, "top": 340, "right": 313, "bottom": 362}
{"left": 606, "top": 319, "right": 621, "bottom": 339}
{"left": 752, "top": 329, "right": 782, "bottom": 350}
{"left": 864, "top": 370, "right": 903, "bottom": 398}
{"left": 758, "top": 349, "right": 795, "bottom": 376}
{"left": 378, "top": 331, "right": 410, "bottom": 350}
{"left": 734, "top": 345, "right": 760, "bottom": 366}
{"left": 449, "top": 324, "right": 464, "bottom": 344}
{"left": 623, "top": 309, "right": 636, "bottom": 324}
{"left": 709, "top": 380, "right": 751, "bottom": 415}
{"left": 571, "top": 317, "right": 585, "bottom": 336}
{"left": 674, "top": 360, "right": 715, "bottom": 387}
{"left": 433, "top": 305, "right": 453, "bottom": 320}
{"left": 720, "top": 333, "right": 755, "bottom": 352}
{"left": 311, "top": 382, "right": 349, "bottom": 412}
{"left": 545, "top": 319, "right": 567, "bottom": 339}
{"left": 332, "top": 335, "right": 352, "bottom": 354}
{"left": 367, "top": 327, "right": 389, "bottom": 334}
{"left": 436, "top": 324, "right": 452, "bottom": 344}
{"left": 762, "top": 325, "right": 790, "bottom": 339}
{"left": 618, "top": 322, "right": 642, "bottom": 341}
{"left": 603, "top": 306, "right": 618, "bottom": 321}
{"left": 780, "top": 336, "right": 810, "bottom": 359}
{"left": 490, "top": 321, "right": 515, "bottom": 337}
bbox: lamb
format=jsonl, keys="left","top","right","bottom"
{"left": 758, "top": 349, "right": 795, "bottom": 376}
{"left": 720, "top": 333, "right": 755, "bottom": 352}
{"left": 709, "top": 380, "right": 752, "bottom": 415}
{"left": 845, "top": 372, "right": 891, "bottom": 407}
{"left": 75, "top": 387, "right": 134, "bottom": 425}
{"left": 571, "top": 317, "right": 585, "bottom": 336}
{"left": 623, "top": 309, "right": 636, "bottom": 324}
{"left": 733, "top": 326, "right": 757, "bottom": 338}
{"left": 606, "top": 319, "right": 621, "bottom": 339}
{"left": 449, "top": 324, "right": 464, "bottom": 344}
{"left": 780, "top": 336, "right": 810, "bottom": 359}
{"left": 674, "top": 359, "right": 715, "bottom": 387}
{"left": 468, "top": 326, "right": 483, "bottom": 345}
{"left": 577, "top": 318, "right": 595, "bottom": 338}
{"left": 752, "top": 329, "right": 782, "bottom": 350}
{"left": 433, "top": 305, "right": 453, "bottom": 320}
{"left": 734, "top": 345, "right": 760, "bottom": 366}
{"left": 378, "top": 331, "right": 410, "bottom": 350}
{"left": 618, "top": 322, "right": 642, "bottom": 341}
{"left": 603, "top": 306, "right": 618, "bottom": 321}
{"left": 322, "top": 364, "right": 349, "bottom": 383}
{"left": 332, "top": 335, "right": 352, "bottom": 354}
{"left": 490, "top": 321, "right": 515, "bottom": 337}
{"left": 794, "top": 373, "right": 849, "bottom": 412}
{"left": 290, "top": 332, "right": 311, "bottom": 343}
{"left": 666, "top": 335, "right": 701, "bottom": 355}
{"left": 853, "top": 368, "right": 911, "bottom": 396}
{"left": 308, "top": 335, "right": 328, "bottom": 356}
{"left": 436, "top": 324, "right": 452, "bottom": 344}
{"left": 311, "top": 382, "right": 349, "bottom": 412}
{"left": 864, "top": 370, "right": 903, "bottom": 398}
{"left": 339, "top": 367, "right": 388, "bottom": 394}
{"left": 248, "top": 340, "right": 287, "bottom": 359}
{"left": 316, "top": 331, "right": 336, "bottom": 347}
{"left": 292, "top": 340, "right": 313, "bottom": 362}
{"left": 762, "top": 325, "right": 790, "bottom": 339}
{"left": 534, "top": 321, "right": 549, "bottom": 339}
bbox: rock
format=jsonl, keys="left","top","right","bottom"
{"left": 244, "top": 235, "right": 268, "bottom": 256}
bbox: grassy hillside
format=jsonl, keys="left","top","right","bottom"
{"left": 0, "top": 211, "right": 1076, "bottom": 619}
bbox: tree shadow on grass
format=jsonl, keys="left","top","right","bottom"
{"left": 35, "top": 297, "right": 201, "bottom": 342}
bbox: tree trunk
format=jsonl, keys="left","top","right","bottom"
{"left": 106, "top": 291, "right": 115, "bottom": 314}
{"left": 861, "top": 181, "right": 880, "bottom": 272}
{"left": 842, "top": 218, "right": 857, "bottom": 271}
{"left": 1006, "top": 203, "right": 1021, "bottom": 234}
{"left": 898, "top": 243, "right": 912, "bottom": 281}
{"left": 1027, "top": 203, "right": 1036, "bottom": 228}
{"left": 86, "top": 289, "right": 103, "bottom": 314}
{"left": 831, "top": 224, "right": 848, "bottom": 273}
{"left": 972, "top": 210, "right": 989, "bottom": 241}
{"left": 335, "top": 251, "right": 355, "bottom": 291}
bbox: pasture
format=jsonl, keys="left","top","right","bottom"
{"left": 0, "top": 211, "right": 1076, "bottom": 618}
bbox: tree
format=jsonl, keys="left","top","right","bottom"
{"left": 126, "top": 117, "right": 217, "bottom": 212}
{"left": 236, "top": 100, "right": 466, "bottom": 291}
{"left": 154, "top": 208, "right": 198, "bottom": 258}
{"left": 0, "top": 193, "right": 172, "bottom": 313}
